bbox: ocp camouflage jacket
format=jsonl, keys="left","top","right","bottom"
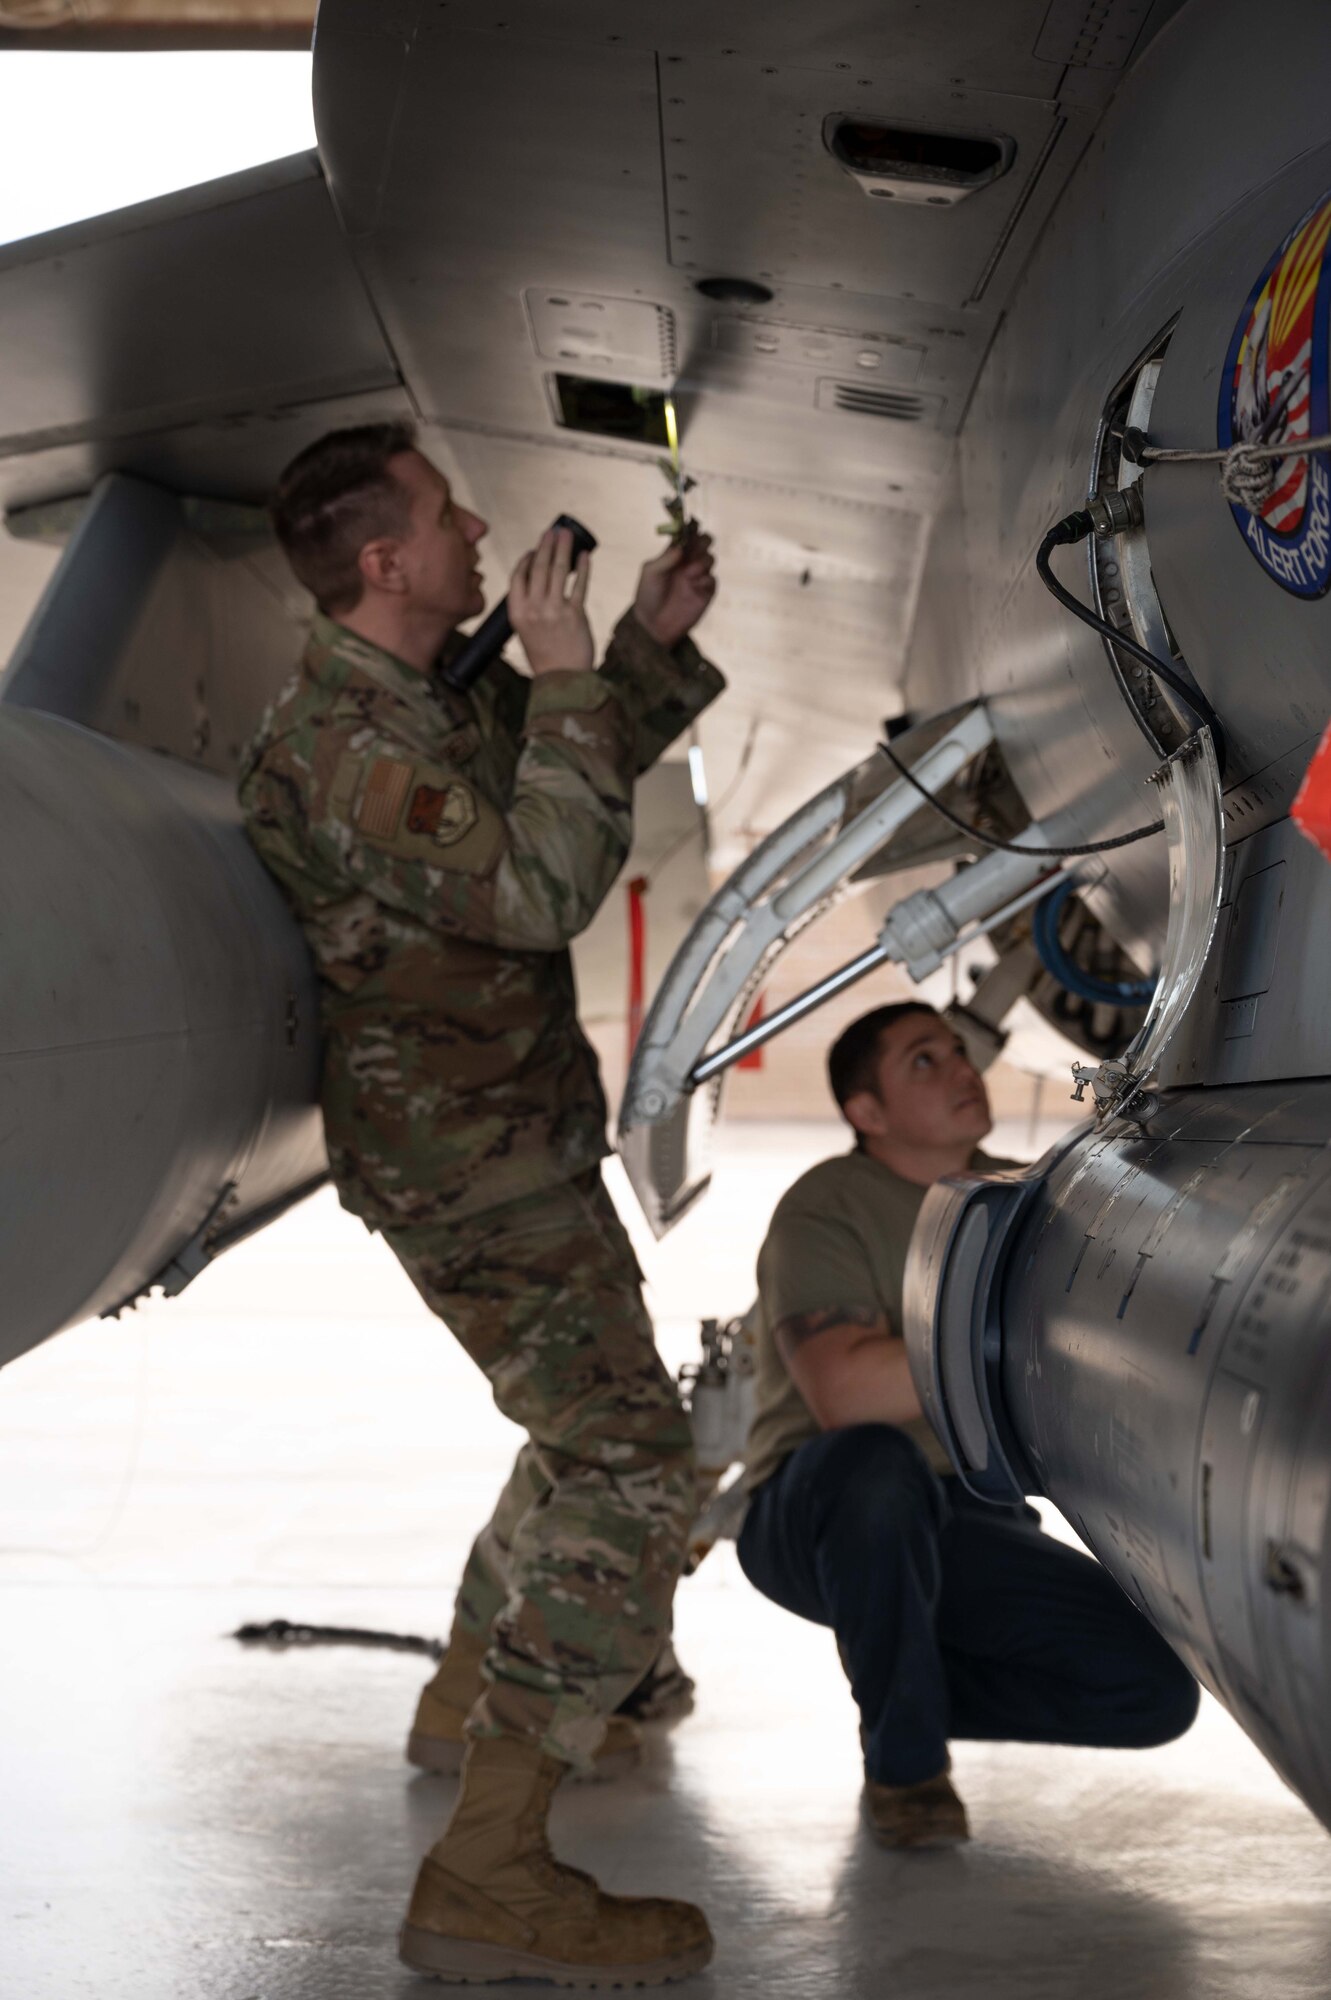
{"left": 238, "top": 610, "right": 725, "bottom": 1227}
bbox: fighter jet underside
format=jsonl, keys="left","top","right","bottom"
{"left": 2, "top": 0, "right": 1331, "bottom": 1841}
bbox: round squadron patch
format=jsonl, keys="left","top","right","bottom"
{"left": 1219, "top": 189, "right": 1331, "bottom": 596}
{"left": 407, "top": 780, "right": 479, "bottom": 847}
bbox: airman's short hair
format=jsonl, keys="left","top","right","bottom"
{"left": 271, "top": 421, "right": 419, "bottom": 616}
{"left": 827, "top": 1002, "right": 938, "bottom": 1134}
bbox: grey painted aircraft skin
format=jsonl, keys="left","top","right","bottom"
{"left": 1, "top": 0, "right": 1330, "bottom": 1834}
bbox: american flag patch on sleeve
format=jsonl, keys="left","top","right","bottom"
{"left": 354, "top": 756, "right": 414, "bottom": 839}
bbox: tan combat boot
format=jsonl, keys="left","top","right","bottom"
{"left": 406, "top": 1629, "right": 643, "bottom": 1782}
{"left": 399, "top": 1734, "right": 714, "bottom": 1986}
{"left": 862, "top": 1765, "right": 970, "bottom": 1849}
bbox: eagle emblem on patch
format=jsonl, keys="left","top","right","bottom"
{"left": 1219, "top": 188, "right": 1331, "bottom": 596}
{"left": 407, "top": 781, "right": 479, "bottom": 848}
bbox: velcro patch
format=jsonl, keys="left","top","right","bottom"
{"left": 407, "top": 781, "right": 479, "bottom": 848}
{"left": 355, "top": 756, "right": 414, "bottom": 839}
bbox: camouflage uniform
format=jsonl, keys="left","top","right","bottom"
{"left": 239, "top": 610, "right": 724, "bottom": 1766}
{"left": 450, "top": 1438, "right": 548, "bottom": 1644}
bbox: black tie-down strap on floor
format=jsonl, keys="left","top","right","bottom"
{"left": 229, "top": 1620, "right": 697, "bottom": 1722}
{"left": 231, "top": 1618, "right": 445, "bottom": 1660}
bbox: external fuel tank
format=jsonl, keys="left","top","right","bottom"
{"left": 907, "top": 1084, "right": 1331, "bottom": 1832}
{"left": 0, "top": 705, "right": 324, "bottom": 1371}
{"left": 0, "top": 475, "right": 325, "bottom": 1373}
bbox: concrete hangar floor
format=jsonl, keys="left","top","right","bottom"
{"left": 2, "top": 1121, "right": 1330, "bottom": 2000}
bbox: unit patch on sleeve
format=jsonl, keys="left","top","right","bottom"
{"left": 1219, "top": 188, "right": 1331, "bottom": 597}
{"left": 354, "top": 756, "right": 415, "bottom": 838}
{"left": 407, "top": 781, "right": 480, "bottom": 848}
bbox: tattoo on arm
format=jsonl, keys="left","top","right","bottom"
{"left": 773, "top": 1304, "right": 885, "bottom": 1361}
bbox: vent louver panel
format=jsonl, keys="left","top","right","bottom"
{"left": 830, "top": 385, "right": 927, "bottom": 421}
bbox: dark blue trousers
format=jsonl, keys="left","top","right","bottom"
{"left": 737, "top": 1424, "right": 1199, "bottom": 1787}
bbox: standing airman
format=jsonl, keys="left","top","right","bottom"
{"left": 240, "top": 422, "right": 722, "bottom": 1985}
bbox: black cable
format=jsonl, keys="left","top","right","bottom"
{"left": 879, "top": 501, "right": 1234, "bottom": 861}
{"left": 879, "top": 740, "right": 1164, "bottom": 856}
{"left": 1036, "top": 510, "right": 1229, "bottom": 780}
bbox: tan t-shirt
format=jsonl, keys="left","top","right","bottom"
{"left": 743, "top": 1146, "right": 1015, "bottom": 1491}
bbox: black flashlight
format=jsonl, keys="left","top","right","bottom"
{"left": 440, "top": 514, "right": 599, "bottom": 692}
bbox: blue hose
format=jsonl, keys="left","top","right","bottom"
{"left": 1033, "top": 877, "right": 1156, "bottom": 1009}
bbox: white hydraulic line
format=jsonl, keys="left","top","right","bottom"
{"left": 878, "top": 830, "right": 1076, "bottom": 981}
{"left": 691, "top": 942, "right": 893, "bottom": 1085}
{"left": 623, "top": 706, "right": 994, "bottom": 1124}
{"left": 692, "top": 839, "right": 1089, "bottom": 1088}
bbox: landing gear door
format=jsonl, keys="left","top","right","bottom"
{"left": 618, "top": 706, "right": 996, "bottom": 1237}
{"left": 619, "top": 768, "right": 863, "bottom": 1236}
{"left": 619, "top": 1076, "right": 721, "bottom": 1237}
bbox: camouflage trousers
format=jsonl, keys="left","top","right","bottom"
{"left": 381, "top": 1167, "right": 696, "bottom": 1770}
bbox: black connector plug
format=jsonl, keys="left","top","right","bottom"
{"left": 1046, "top": 508, "right": 1094, "bottom": 547}
{"left": 1034, "top": 501, "right": 1228, "bottom": 779}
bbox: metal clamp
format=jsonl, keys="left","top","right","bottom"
{"left": 1071, "top": 1058, "right": 1160, "bottom": 1122}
